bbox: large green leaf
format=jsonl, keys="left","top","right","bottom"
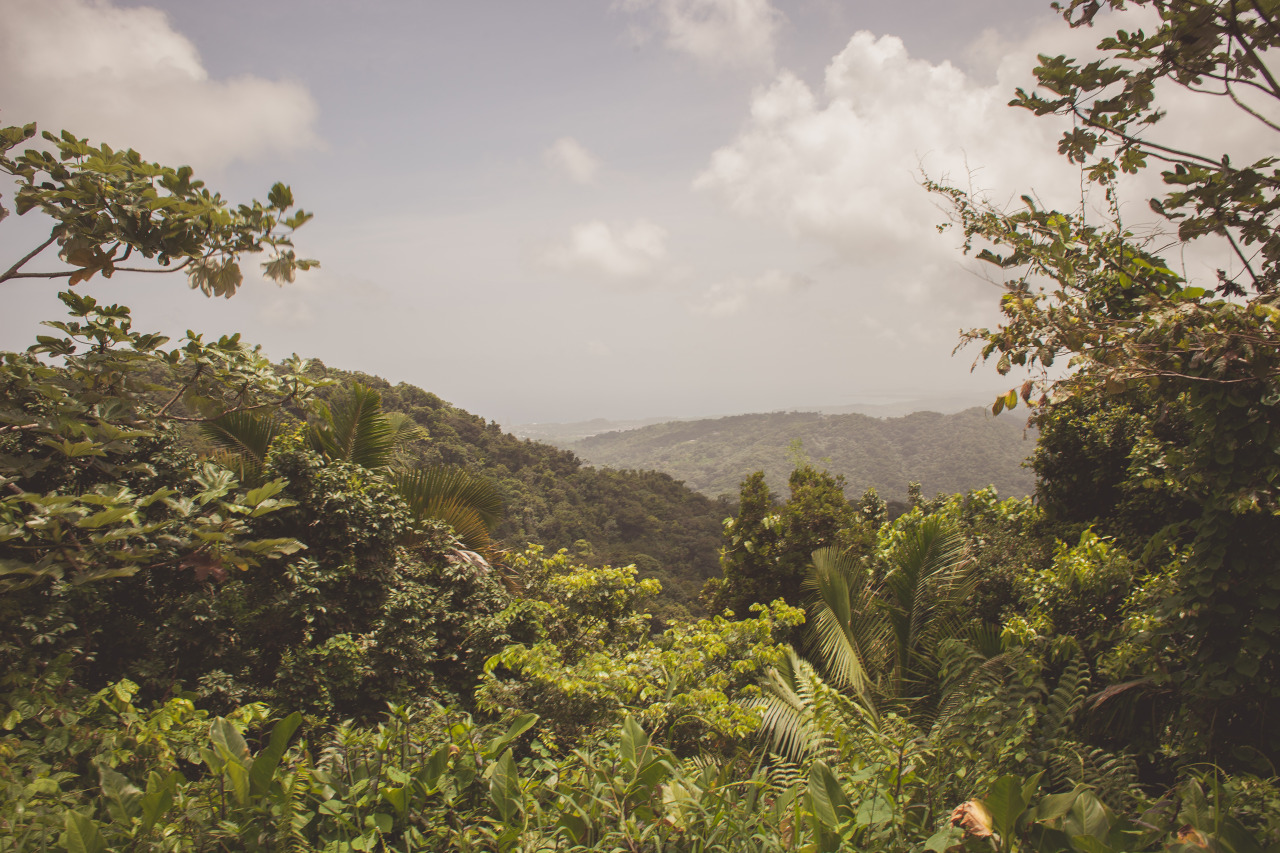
{"left": 488, "top": 749, "right": 522, "bottom": 824}
{"left": 62, "top": 811, "right": 107, "bottom": 853}
{"left": 982, "top": 775, "right": 1030, "bottom": 839}
{"left": 807, "top": 760, "right": 851, "bottom": 829}
{"left": 803, "top": 546, "right": 886, "bottom": 706}
{"left": 483, "top": 712, "right": 538, "bottom": 760}
{"left": 248, "top": 711, "right": 302, "bottom": 797}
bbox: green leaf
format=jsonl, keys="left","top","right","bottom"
{"left": 97, "top": 763, "right": 142, "bottom": 821}
{"left": 225, "top": 759, "right": 250, "bottom": 807}
{"left": 483, "top": 712, "right": 537, "bottom": 760}
{"left": 982, "top": 775, "right": 1029, "bottom": 838}
{"left": 62, "top": 811, "right": 108, "bottom": 853}
{"left": 925, "top": 825, "right": 964, "bottom": 852}
{"left": 619, "top": 715, "right": 647, "bottom": 768}
{"left": 808, "top": 760, "right": 850, "bottom": 828}
{"left": 1034, "top": 786, "right": 1083, "bottom": 822}
{"left": 488, "top": 749, "right": 522, "bottom": 824}
{"left": 248, "top": 711, "right": 301, "bottom": 797}
{"left": 421, "top": 745, "right": 450, "bottom": 790}
{"left": 381, "top": 785, "right": 409, "bottom": 818}
{"left": 140, "top": 771, "right": 180, "bottom": 833}
{"left": 393, "top": 464, "right": 504, "bottom": 553}
{"left": 76, "top": 507, "right": 135, "bottom": 529}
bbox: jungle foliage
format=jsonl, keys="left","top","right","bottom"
{"left": 6, "top": 1, "right": 1280, "bottom": 849}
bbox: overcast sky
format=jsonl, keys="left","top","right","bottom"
{"left": 0, "top": 0, "right": 1248, "bottom": 424}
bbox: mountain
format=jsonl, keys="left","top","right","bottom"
{"left": 567, "top": 408, "right": 1037, "bottom": 502}
{"left": 313, "top": 368, "right": 730, "bottom": 619}
{"left": 505, "top": 393, "right": 998, "bottom": 445}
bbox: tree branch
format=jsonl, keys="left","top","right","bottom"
{"left": 115, "top": 259, "right": 193, "bottom": 274}
{"left": 1225, "top": 79, "right": 1280, "bottom": 132}
{"left": 1227, "top": 0, "right": 1280, "bottom": 102}
{"left": 0, "top": 232, "right": 59, "bottom": 283}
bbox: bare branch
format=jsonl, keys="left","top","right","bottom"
{"left": 0, "top": 231, "right": 59, "bottom": 283}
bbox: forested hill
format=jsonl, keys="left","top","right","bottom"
{"left": 567, "top": 408, "right": 1036, "bottom": 501}
{"left": 315, "top": 368, "right": 729, "bottom": 617}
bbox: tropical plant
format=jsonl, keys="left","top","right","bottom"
{"left": 394, "top": 465, "right": 504, "bottom": 554}
{"left": 0, "top": 293, "right": 314, "bottom": 597}
{"left": 307, "top": 381, "right": 425, "bottom": 469}
{"left": 801, "top": 513, "right": 975, "bottom": 716}
{"left": 477, "top": 545, "right": 804, "bottom": 751}
{"left": 1, "top": 121, "right": 315, "bottom": 293}
{"left": 198, "top": 409, "right": 282, "bottom": 484}
{"left": 201, "top": 381, "right": 508, "bottom": 555}
{"left": 928, "top": 0, "right": 1280, "bottom": 763}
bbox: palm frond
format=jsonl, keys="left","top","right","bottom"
{"left": 802, "top": 547, "right": 886, "bottom": 703}
{"left": 309, "top": 382, "right": 396, "bottom": 468}
{"left": 756, "top": 651, "right": 828, "bottom": 763}
{"left": 882, "top": 516, "right": 970, "bottom": 697}
{"left": 384, "top": 411, "right": 428, "bottom": 465}
{"left": 393, "top": 465, "right": 504, "bottom": 552}
{"left": 199, "top": 410, "right": 279, "bottom": 481}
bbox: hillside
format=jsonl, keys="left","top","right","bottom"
{"left": 313, "top": 368, "right": 730, "bottom": 618}
{"left": 568, "top": 408, "right": 1036, "bottom": 501}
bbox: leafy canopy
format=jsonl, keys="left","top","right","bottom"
{"left": 1, "top": 121, "right": 316, "bottom": 294}
{"left": 929, "top": 0, "right": 1280, "bottom": 762}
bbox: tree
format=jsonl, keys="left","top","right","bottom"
{"left": 2, "top": 122, "right": 316, "bottom": 294}
{"left": 929, "top": 0, "right": 1280, "bottom": 763}
{"left": 1, "top": 123, "right": 333, "bottom": 687}
{"left": 703, "top": 466, "right": 859, "bottom": 617}
{"left": 801, "top": 515, "right": 974, "bottom": 715}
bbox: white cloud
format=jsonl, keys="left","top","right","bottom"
{"left": 544, "top": 219, "right": 670, "bottom": 279}
{"left": 691, "top": 269, "right": 812, "bottom": 316}
{"left": 0, "top": 0, "right": 320, "bottom": 170}
{"left": 694, "top": 30, "right": 1078, "bottom": 267}
{"left": 618, "top": 0, "right": 784, "bottom": 70}
{"left": 694, "top": 9, "right": 1273, "bottom": 304}
{"left": 544, "top": 137, "right": 601, "bottom": 184}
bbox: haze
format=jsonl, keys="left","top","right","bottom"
{"left": 0, "top": 0, "right": 1240, "bottom": 425}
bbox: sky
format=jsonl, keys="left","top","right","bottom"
{"left": 0, "top": 0, "right": 1258, "bottom": 425}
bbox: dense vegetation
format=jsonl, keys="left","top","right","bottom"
{"left": 567, "top": 408, "right": 1037, "bottom": 502}
{"left": 301, "top": 367, "right": 728, "bottom": 620}
{"left": 5, "top": 2, "right": 1280, "bottom": 850}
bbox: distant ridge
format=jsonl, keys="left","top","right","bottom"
{"left": 506, "top": 393, "right": 1005, "bottom": 444}
{"left": 566, "top": 407, "right": 1036, "bottom": 502}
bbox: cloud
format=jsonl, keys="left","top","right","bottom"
{"left": 691, "top": 269, "right": 812, "bottom": 316}
{"left": 618, "top": 0, "right": 784, "bottom": 70}
{"left": 0, "top": 0, "right": 320, "bottom": 170}
{"left": 544, "top": 137, "right": 601, "bottom": 184}
{"left": 694, "top": 30, "right": 1082, "bottom": 267}
{"left": 695, "top": 10, "right": 1275, "bottom": 307}
{"left": 544, "top": 219, "right": 669, "bottom": 279}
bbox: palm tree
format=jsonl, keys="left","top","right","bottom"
{"left": 803, "top": 515, "right": 972, "bottom": 713}
{"left": 307, "top": 382, "right": 425, "bottom": 469}
{"left": 198, "top": 410, "right": 280, "bottom": 484}
{"left": 878, "top": 516, "right": 973, "bottom": 707}
{"left": 758, "top": 515, "right": 976, "bottom": 760}
{"left": 802, "top": 547, "right": 885, "bottom": 711}
{"left": 201, "top": 382, "right": 504, "bottom": 556}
